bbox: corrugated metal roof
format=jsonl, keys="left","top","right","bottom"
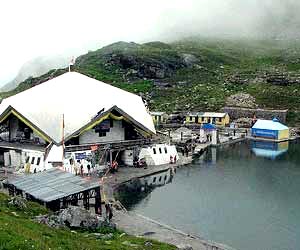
{"left": 186, "top": 112, "right": 227, "bottom": 118}
{"left": 199, "top": 112, "right": 227, "bottom": 118}
{"left": 150, "top": 111, "right": 166, "bottom": 116}
{"left": 7, "top": 168, "right": 100, "bottom": 202}
{"left": 0, "top": 72, "right": 155, "bottom": 144}
{"left": 252, "top": 119, "right": 289, "bottom": 130}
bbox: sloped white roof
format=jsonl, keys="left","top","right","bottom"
{"left": 0, "top": 72, "right": 155, "bottom": 144}
{"left": 252, "top": 119, "right": 288, "bottom": 130}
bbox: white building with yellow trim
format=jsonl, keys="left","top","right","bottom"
{"left": 0, "top": 72, "right": 155, "bottom": 172}
{"left": 185, "top": 112, "right": 230, "bottom": 126}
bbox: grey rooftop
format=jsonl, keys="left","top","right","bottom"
{"left": 7, "top": 168, "right": 100, "bottom": 202}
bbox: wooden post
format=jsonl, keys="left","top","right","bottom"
{"left": 83, "top": 191, "right": 89, "bottom": 210}
{"left": 109, "top": 150, "right": 113, "bottom": 168}
{"left": 95, "top": 187, "right": 101, "bottom": 215}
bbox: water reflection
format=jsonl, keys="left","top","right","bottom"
{"left": 251, "top": 140, "right": 289, "bottom": 159}
{"left": 116, "top": 168, "right": 175, "bottom": 209}
{"left": 126, "top": 140, "right": 300, "bottom": 250}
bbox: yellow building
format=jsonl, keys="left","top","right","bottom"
{"left": 150, "top": 112, "right": 168, "bottom": 125}
{"left": 185, "top": 112, "right": 230, "bottom": 126}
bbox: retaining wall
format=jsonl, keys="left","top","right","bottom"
{"left": 222, "top": 107, "right": 288, "bottom": 122}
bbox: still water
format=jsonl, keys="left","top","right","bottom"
{"left": 121, "top": 140, "right": 300, "bottom": 250}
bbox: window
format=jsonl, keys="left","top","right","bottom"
{"left": 99, "top": 132, "right": 106, "bottom": 137}
{"left": 37, "top": 157, "right": 41, "bottom": 166}
{"left": 25, "top": 156, "right": 30, "bottom": 163}
{"left": 153, "top": 148, "right": 156, "bottom": 154}
{"left": 164, "top": 175, "right": 167, "bottom": 181}
{"left": 31, "top": 157, "right": 35, "bottom": 164}
{"left": 190, "top": 116, "right": 193, "bottom": 122}
{"left": 164, "top": 147, "right": 168, "bottom": 154}
{"left": 110, "top": 119, "right": 114, "bottom": 128}
{"left": 159, "top": 176, "right": 162, "bottom": 182}
{"left": 153, "top": 177, "right": 156, "bottom": 183}
{"left": 159, "top": 148, "right": 162, "bottom": 154}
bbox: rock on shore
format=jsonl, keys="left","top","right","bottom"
{"left": 35, "top": 206, "right": 116, "bottom": 230}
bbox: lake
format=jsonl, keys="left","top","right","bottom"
{"left": 119, "top": 140, "right": 300, "bottom": 250}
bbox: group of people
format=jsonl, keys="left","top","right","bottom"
{"left": 73, "top": 160, "right": 93, "bottom": 176}
{"left": 169, "top": 155, "right": 177, "bottom": 164}
{"left": 96, "top": 202, "right": 113, "bottom": 222}
{"left": 133, "top": 156, "right": 147, "bottom": 168}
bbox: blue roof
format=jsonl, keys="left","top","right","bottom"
{"left": 252, "top": 119, "right": 288, "bottom": 131}
{"left": 202, "top": 123, "right": 216, "bottom": 130}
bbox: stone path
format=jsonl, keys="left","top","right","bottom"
{"left": 113, "top": 209, "right": 236, "bottom": 250}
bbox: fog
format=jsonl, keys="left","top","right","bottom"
{"left": 1, "top": 0, "right": 299, "bottom": 85}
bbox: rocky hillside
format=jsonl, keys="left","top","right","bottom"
{"left": 1, "top": 39, "right": 300, "bottom": 125}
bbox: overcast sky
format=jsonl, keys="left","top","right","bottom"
{"left": 1, "top": 0, "right": 299, "bottom": 85}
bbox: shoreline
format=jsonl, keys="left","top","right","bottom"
{"left": 104, "top": 145, "right": 238, "bottom": 249}
{"left": 106, "top": 136, "right": 299, "bottom": 249}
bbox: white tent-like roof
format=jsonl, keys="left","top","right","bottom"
{"left": 252, "top": 119, "right": 288, "bottom": 131}
{"left": 0, "top": 72, "right": 155, "bottom": 144}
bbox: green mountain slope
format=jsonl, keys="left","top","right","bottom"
{"left": 1, "top": 39, "right": 300, "bottom": 125}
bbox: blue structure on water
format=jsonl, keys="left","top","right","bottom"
{"left": 251, "top": 118, "right": 289, "bottom": 141}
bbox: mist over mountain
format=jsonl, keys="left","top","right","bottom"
{"left": 155, "top": 0, "right": 300, "bottom": 40}
{"left": 1, "top": 56, "right": 70, "bottom": 92}
{"left": 1, "top": 0, "right": 300, "bottom": 89}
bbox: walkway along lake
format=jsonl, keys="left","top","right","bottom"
{"left": 117, "top": 140, "right": 300, "bottom": 250}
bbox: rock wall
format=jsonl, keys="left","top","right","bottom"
{"left": 222, "top": 107, "right": 288, "bottom": 123}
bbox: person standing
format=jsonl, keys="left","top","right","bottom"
{"left": 105, "top": 203, "right": 113, "bottom": 222}
{"left": 80, "top": 164, "right": 84, "bottom": 176}
{"left": 87, "top": 164, "right": 91, "bottom": 176}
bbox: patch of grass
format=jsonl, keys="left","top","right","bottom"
{"left": 112, "top": 80, "right": 154, "bottom": 94}
{"left": 0, "top": 193, "right": 176, "bottom": 250}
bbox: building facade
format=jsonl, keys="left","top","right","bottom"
{"left": 185, "top": 112, "right": 230, "bottom": 126}
{"left": 0, "top": 72, "right": 155, "bottom": 172}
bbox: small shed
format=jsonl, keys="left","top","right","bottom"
{"left": 251, "top": 119, "right": 289, "bottom": 141}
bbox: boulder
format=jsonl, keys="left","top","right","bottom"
{"left": 35, "top": 206, "right": 116, "bottom": 230}
{"left": 57, "top": 206, "right": 99, "bottom": 229}
{"left": 8, "top": 196, "right": 27, "bottom": 210}
{"left": 91, "top": 232, "right": 114, "bottom": 240}
{"left": 181, "top": 53, "right": 199, "bottom": 67}
{"left": 177, "top": 244, "right": 193, "bottom": 250}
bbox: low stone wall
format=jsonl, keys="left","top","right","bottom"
{"left": 222, "top": 107, "right": 288, "bottom": 123}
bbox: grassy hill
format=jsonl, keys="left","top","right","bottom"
{"left": 0, "top": 193, "right": 175, "bottom": 250}
{"left": 1, "top": 38, "right": 300, "bottom": 125}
